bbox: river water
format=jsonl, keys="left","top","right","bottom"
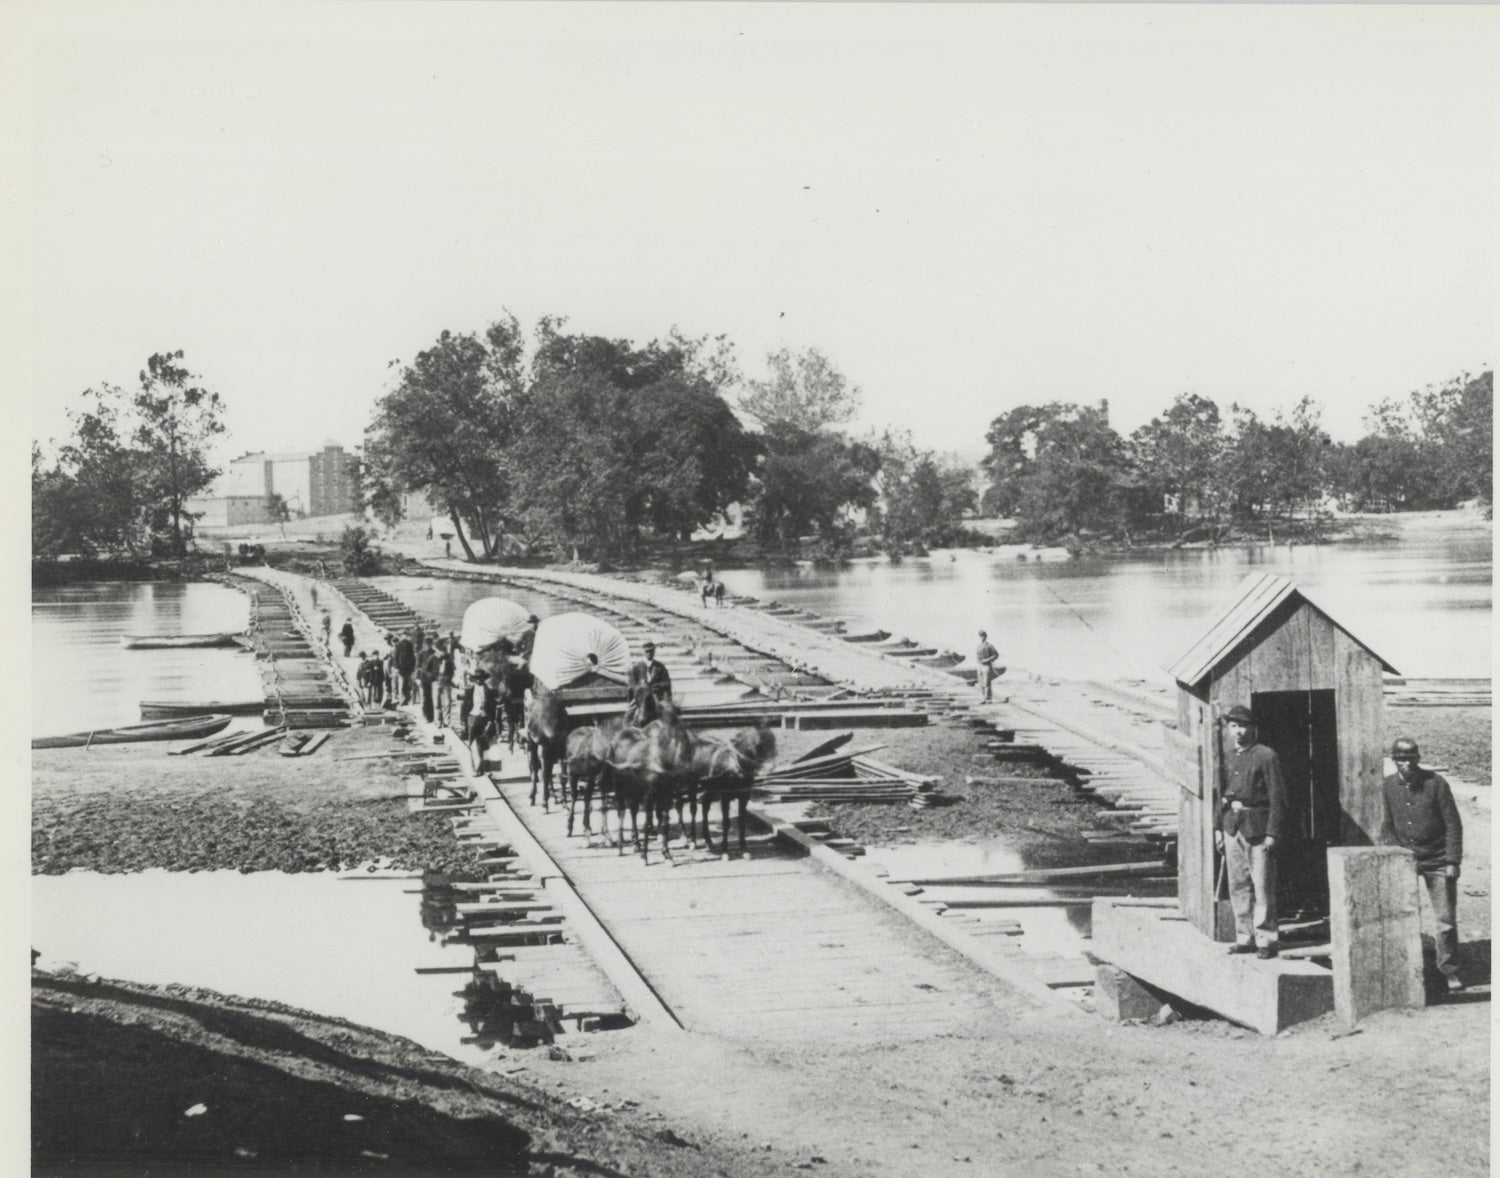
{"left": 28, "top": 520, "right": 1491, "bottom": 1012}
{"left": 31, "top": 581, "right": 265, "bottom": 739}
{"left": 714, "top": 511, "right": 1493, "bottom": 683}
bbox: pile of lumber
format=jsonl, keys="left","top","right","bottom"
{"left": 755, "top": 740, "right": 941, "bottom": 807}
{"left": 1384, "top": 677, "right": 1490, "bottom": 707}
{"left": 170, "top": 726, "right": 334, "bottom": 757}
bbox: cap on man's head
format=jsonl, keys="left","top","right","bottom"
{"left": 1391, "top": 737, "right": 1420, "bottom": 762}
{"left": 472, "top": 669, "right": 490, "bottom": 681}
{"left": 528, "top": 614, "right": 541, "bottom": 624}
{"left": 1222, "top": 705, "right": 1255, "bottom": 725}
{"left": 642, "top": 641, "right": 656, "bottom": 652}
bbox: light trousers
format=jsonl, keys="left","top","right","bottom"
{"left": 1419, "top": 870, "right": 1460, "bottom": 979}
{"left": 1224, "top": 830, "right": 1278, "bottom": 947}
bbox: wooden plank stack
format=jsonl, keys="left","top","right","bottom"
{"left": 755, "top": 743, "right": 941, "bottom": 807}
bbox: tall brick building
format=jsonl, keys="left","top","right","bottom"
{"left": 308, "top": 445, "right": 361, "bottom": 516}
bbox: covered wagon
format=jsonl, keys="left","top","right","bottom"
{"left": 529, "top": 612, "right": 632, "bottom": 706}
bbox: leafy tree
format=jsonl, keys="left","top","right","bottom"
{"left": 52, "top": 386, "right": 155, "bottom": 556}
{"left": 1411, "top": 370, "right": 1492, "bottom": 506}
{"left": 512, "top": 327, "right": 755, "bottom": 557}
{"left": 739, "top": 347, "right": 861, "bottom": 431}
{"left": 1129, "top": 394, "right": 1226, "bottom": 529}
{"left": 339, "top": 524, "right": 378, "bottom": 574}
{"left": 32, "top": 444, "right": 84, "bottom": 559}
{"left": 872, "top": 432, "right": 978, "bottom": 550}
{"left": 265, "top": 492, "right": 291, "bottom": 538}
{"left": 748, "top": 423, "right": 880, "bottom": 549}
{"left": 128, "top": 351, "right": 226, "bottom": 554}
{"left": 1327, "top": 434, "right": 1426, "bottom": 511}
{"left": 981, "top": 402, "right": 1128, "bottom": 540}
{"left": 363, "top": 325, "right": 521, "bottom": 560}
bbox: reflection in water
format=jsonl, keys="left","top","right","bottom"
{"left": 32, "top": 870, "right": 494, "bottom": 1065}
{"left": 716, "top": 516, "right": 1492, "bottom": 682}
{"left": 32, "top": 582, "right": 264, "bottom": 738}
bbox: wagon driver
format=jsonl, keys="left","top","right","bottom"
{"left": 1215, "top": 704, "right": 1287, "bottom": 959}
{"left": 627, "top": 641, "right": 673, "bottom": 724}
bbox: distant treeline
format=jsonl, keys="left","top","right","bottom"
{"left": 982, "top": 372, "right": 1492, "bottom": 544}
{"left": 32, "top": 331, "right": 1491, "bottom": 566}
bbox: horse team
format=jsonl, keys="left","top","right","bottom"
{"left": 461, "top": 648, "right": 776, "bottom": 866}
{"left": 559, "top": 702, "right": 776, "bottom": 865}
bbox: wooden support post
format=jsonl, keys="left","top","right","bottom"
{"left": 1094, "top": 964, "right": 1166, "bottom": 1022}
{"left": 1327, "top": 846, "right": 1425, "bottom": 1026}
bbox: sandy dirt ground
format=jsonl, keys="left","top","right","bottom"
{"left": 32, "top": 707, "right": 1491, "bottom": 1176}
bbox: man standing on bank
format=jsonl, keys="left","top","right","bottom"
{"left": 1215, "top": 704, "right": 1287, "bottom": 959}
{"left": 975, "top": 631, "right": 1003, "bottom": 703}
{"left": 1380, "top": 737, "right": 1464, "bottom": 992}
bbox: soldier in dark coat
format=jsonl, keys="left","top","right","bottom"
{"left": 1381, "top": 736, "right": 1465, "bottom": 991}
{"left": 1214, "top": 704, "right": 1287, "bottom": 958}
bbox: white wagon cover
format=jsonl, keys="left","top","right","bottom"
{"left": 529, "top": 612, "right": 632, "bottom": 690}
{"left": 459, "top": 597, "right": 532, "bottom": 652}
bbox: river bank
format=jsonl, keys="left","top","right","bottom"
{"left": 29, "top": 562, "right": 1492, "bottom": 1176}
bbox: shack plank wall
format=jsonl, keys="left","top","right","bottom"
{"left": 1176, "top": 701, "right": 1209, "bottom": 933}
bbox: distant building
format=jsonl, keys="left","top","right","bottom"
{"left": 308, "top": 445, "right": 361, "bottom": 516}
{"left": 190, "top": 495, "right": 276, "bottom": 528}
{"left": 188, "top": 443, "right": 362, "bottom": 526}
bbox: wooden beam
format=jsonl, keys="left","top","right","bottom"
{"left": 1327, "top": 847, "right": 1425, "bottom": 1026}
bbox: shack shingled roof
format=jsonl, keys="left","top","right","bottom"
{"left": 1167, "top": 572, "right": 1397, "bottom": 688}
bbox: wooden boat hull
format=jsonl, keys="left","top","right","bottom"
{"left": 140, "top": 700, "right": 265, "bottom": 719}
{"left": 33, "top": 714, "right": 234, "bottom": 750}
{"left": 123, "top": 633, "right": 245, "bottom": 650}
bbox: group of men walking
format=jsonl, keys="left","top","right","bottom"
{"left": 349, "top": 623, "right": 472, "bottom": 725}
{"left": 1215, "top": 705, "right": 1466, "bottom": 992}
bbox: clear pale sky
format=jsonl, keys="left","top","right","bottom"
{"left": 9, "top": 2, "right": 1498, "bottom": 465}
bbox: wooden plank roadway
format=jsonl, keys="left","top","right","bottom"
{"left": 481, "top": 765, "right": 1049, "bottom": 1043}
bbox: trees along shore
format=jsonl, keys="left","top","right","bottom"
{"left": 31, "top": 326, "right": 1491, "bottom": 568}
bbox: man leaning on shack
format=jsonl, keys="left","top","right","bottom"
{"left": 1215, "top": 704, "right": 1287, "bottom": 958}
{"left": 1380, "top": 737, "right": 1465, "bottom": 992}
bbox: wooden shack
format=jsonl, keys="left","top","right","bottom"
{"left": 1162, "top": 573, "right": 1396, "bottom": 939}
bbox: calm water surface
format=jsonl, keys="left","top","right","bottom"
{"left": 31, "top": 582, "right": 264, "bottom": 738}
{"left": 716, "top": 514, "right": 1492, "bottom": 683}
{"left": 32, "top": 871, "right": 489, "bottom": 1065}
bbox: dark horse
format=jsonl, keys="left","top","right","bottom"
{"left": 638, "top": 701, "right": 694, "bottom": 865}
{"left": 603, "top": 721, "right": 651, "bottom": 857}
{"left": 565, "top": 719, "right": 623, "bottom": 842}
{"left": 526, "top": 686, "right": 569, "bottom": 812}
{"left": 687, "top": 722, "right": 776, "bottom": 857}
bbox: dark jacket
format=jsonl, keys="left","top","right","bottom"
{"left": 1380, "top": 769, "right": 1462, "bottom": 870}
{"left": 628, "top": 659, "right": 672, "bottom": 701}
{"left": 1219, "top": 741, "right": 1287, "bottom": 841}
{"left": 393, "top": 638, "right": 416, "bottom": 673}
